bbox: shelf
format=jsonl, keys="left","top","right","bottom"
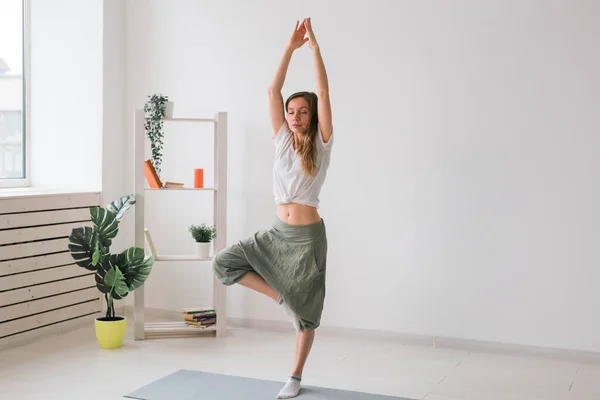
{"left": 144, "top": 187, "right": 216, "bottom": 191}
{"left": 155, "top": 255, "right": 213, "bottom": 262}
{"left": 134, "top": 109, "right": 227, "bottom": 340}
{"left": 144, "top": 321, "right": 216, "bottom": 339}
{"left": 161, "top": 117, "right": 216, "bottom": 123}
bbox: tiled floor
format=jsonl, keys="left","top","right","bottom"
{"left": 1, "top": 319, "right": 599, "bottom": 400}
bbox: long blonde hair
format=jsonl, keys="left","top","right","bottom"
{"left": 286, "top": 91, "right": 319, "bottom": 177}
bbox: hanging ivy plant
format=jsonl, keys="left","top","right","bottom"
{"left": 143, "top": 94, "right": 169, "bottom": 175}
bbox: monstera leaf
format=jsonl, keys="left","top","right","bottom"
{"left": 95, "top": 249, "right": 154, "bottom": 299}
{"left": 105, "top": 266, "right": 129, "bottom": 298}
{"left": 106, "top": 194, "right": 136, "bottom": 220}
{"left": 90, "top": 206, "right": 118, "bottom": 249}
{"left": 95, "top": 254, "right": 129, "bottom": 299}
{"left": 120, "top": 247, "right": 154, "bottom": 291}
{"left": 68, "top": 227, "right": 97, "bottom": 271}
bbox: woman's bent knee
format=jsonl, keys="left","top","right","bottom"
{"left": 212, "top": 245, "right": 252, "bottom": 286}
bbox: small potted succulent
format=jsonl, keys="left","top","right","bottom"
{"left": 189, "top": 223, "right": 216, "bottom": 258}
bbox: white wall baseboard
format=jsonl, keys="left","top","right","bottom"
{"left": 431, "top": 335, "right": 600, "bottom": 363}
{"left": 5, "top": 304, "right": 599, "bottom": 365}
{"left": 117, "top": 306, "right": 600, "bottom": 363}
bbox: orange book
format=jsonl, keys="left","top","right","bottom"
{"left": 144, "top": 160, "right": 162, "bottom": 188}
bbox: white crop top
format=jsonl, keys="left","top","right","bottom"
{"left": 272, "top": 122, "right": 334, "bottom": 209}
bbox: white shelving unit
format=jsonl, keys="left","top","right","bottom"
{"left": 132, "top": 109, "right": 228, "bottom": 340}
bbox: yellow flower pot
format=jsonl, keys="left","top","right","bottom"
{"left": 94, "top": 316, "right": 127, "bottom": 349}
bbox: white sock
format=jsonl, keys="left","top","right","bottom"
{"left": 278, "top": 297, "right": 301, "bottom": 332}
{"left": 276, "top": 376, "right": 302, "bottom": 399}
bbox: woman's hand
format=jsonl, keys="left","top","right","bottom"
{"left": 304, "top": 17, "right": 319, "bottom": 50}
{"left": 288, "top": 19, "right": 309, "bottom": 51}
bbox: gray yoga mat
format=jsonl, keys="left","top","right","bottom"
{"left": 124, "top": 369, "right": 414, "bottom": 400}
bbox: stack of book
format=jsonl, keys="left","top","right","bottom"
{"left": 182, "top": 307, "right": 216, "bottom": 328}
{"left": 144, "top": 159, "right": 185, "bottom": 189}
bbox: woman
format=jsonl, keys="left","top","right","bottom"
{"left": 213, "top": 17, "right": 333, "bottom": 399}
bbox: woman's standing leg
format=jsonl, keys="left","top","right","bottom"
{"left": 293, "top": 328, "right": 316, "bottom": 377}
{"left": 276, "top": 328, "right": 316, "bottom": 399}
{"left": 236, "top": 268, "right": 313, "bottom": 399}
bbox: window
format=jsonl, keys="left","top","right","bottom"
{"left": 0, "top": 0, "right": 29, "bottom": 187}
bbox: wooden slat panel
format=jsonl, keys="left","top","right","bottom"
{"left": 0, "top": 287, "right": 99, "bottom": 321}
{"left": 0, "top": 221, "right": 91, "bottom": 246}
{"left": 0, "top": 300, "right": 101, "bottom": 338}
{"left": 0, "top": 264, "right": 92, "bottom": 292}
{"left": 0, "top": 192, "right": 101, "bottom": 214}
{"left": 0, "top": 192, "right": 102, "bottom": 340}
{"left": 0, "top": 208, "right": 90, "bottom": 230}
{"left": 0, "top": 252, "right": 75, "bottom": 276}
{"left": 0, "top": 238, "right": 69, "bottom": 261}
{"left": 0, "top": 275, "right": 96, "bottom": 306}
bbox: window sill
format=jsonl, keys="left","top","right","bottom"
{"left": 0, "top": 186, "right": 101, "bottom": 199}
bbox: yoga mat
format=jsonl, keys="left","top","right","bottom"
{"left": 124, "top": 369, "right": 414, "bottom": 400}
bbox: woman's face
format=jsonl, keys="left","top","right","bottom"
{"left": 286, "top": 97, "right": 311, "bottom": 135}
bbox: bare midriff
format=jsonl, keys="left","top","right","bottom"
{"left": 276, "top": 203, "right": 322, "bottom": 225}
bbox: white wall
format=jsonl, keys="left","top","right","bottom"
{"left": 122, "top": 0, "right": 600, "bottom": 353}
{"left": 102, "top": 0, "right": 130, "bottom": 249}
{"left": 27, "top": 0, "right": 130, "bottom": 241}
{"left": 30, "top": 0, "right": 103, "bottom": 191}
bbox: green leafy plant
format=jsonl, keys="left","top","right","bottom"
{"left": 189, "top": 223, "right": 216, "bottom": 243}
{"left": 67, "top": 194, "right": 154, "bottom": 321}
{"left": 143, "top": 93, "right": 169, "bottom": 176}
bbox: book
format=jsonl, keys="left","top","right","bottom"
{"left": 144, "top": 160, "right": 162, "bottom": 188}
{"left": 164, "top": 181, "right": 184, "bottom": 188}
{"left": 186, "top": 319, "right": 216, "bottom": 326}
{"left": 185, "top": 321, "right": 216, "bottom": 328}
{"left": 183, "top": 312, "right": 216, "bottom": 321}
{"left": 182, "top": 307, "right": 214, "bottom": 314}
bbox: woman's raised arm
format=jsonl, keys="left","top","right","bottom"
{"left": 304, "top": 18, "right": 332, "bottom": 143}
{"left": 268, "top": 20, "right": 308, "bottom": 136}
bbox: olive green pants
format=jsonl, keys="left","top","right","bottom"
{"left": 213, "top": 217, "right": 327, "bottom": 330}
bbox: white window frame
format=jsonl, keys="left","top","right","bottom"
{"left": 0, "top": 0, "right": 31, "bottom": 189}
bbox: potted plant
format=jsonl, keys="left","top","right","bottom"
{"left": 67, "top": 194, "right": 154, "bottom": 349}
{"left": 189, "top": 223, "right": 216, "bottom": 258}
{"left": 143, "top": 93, "right": 174, "bottom": 176}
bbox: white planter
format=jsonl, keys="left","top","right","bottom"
{"left": 164, "top": 101, "right": 175, "bottom": 118}
{"left": 196, "top": 241, "right": 212, "bottom": 258}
